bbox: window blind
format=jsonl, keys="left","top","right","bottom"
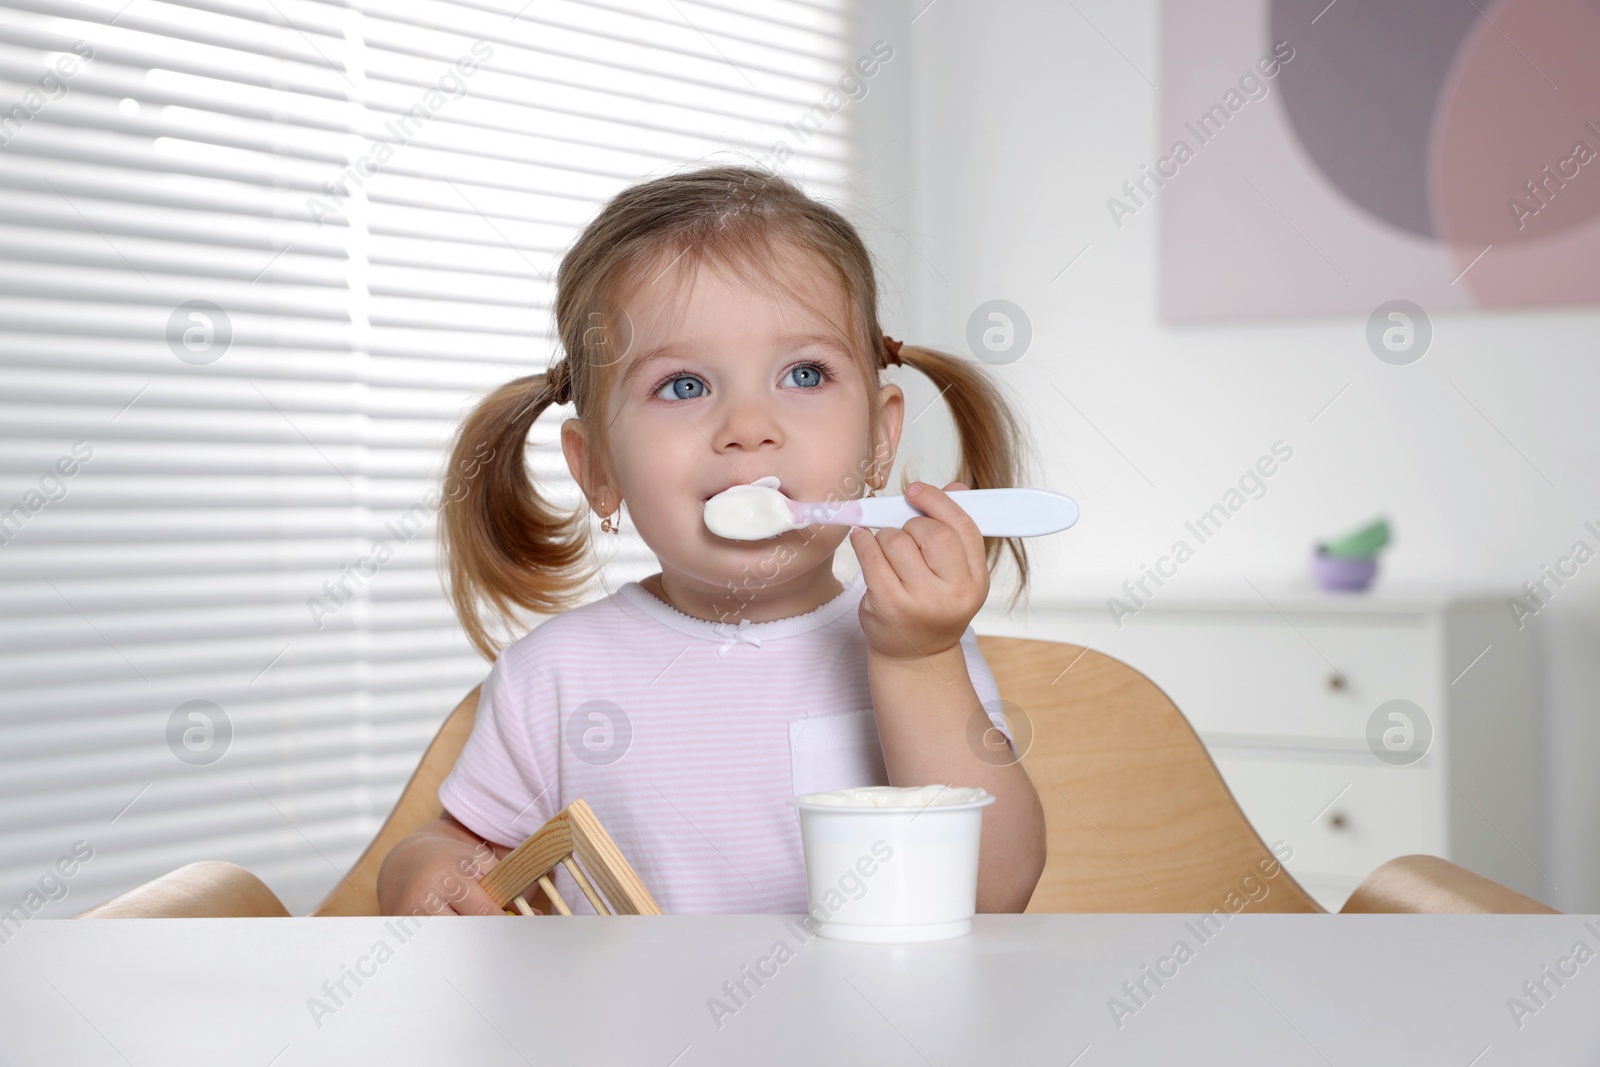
{"left": 0, "top": 0, "right": 856, "bottom": 919}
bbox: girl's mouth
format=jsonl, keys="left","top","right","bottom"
{"left": 701, "top": 475, "right": 785, "bottom": 504}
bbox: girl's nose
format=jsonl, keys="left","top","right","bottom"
{"left": 711, "top": 391, "right": 783, "bottom": 452}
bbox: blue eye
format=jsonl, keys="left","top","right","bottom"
{"left": 785, "top": 363, "right": 826, "bottom": 388}
{"left": 654, "top": 374, "right": 706, "bottom": 401}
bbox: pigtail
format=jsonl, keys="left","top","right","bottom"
{"left": 437, "top": 368, "right": 597, "bottom": 661}
{"left": 892, "top": 344, "right": 1032, "bottom": 611}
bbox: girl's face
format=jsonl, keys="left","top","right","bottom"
{"left": 561, "top": 246, "right": 904, "bottom": 608}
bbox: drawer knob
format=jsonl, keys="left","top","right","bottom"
{"left": 1328, "top": 811, "right": 1348, "bottom": 831}
{"left": 1326, "top": 672, "right": 1348, "bottom": 692}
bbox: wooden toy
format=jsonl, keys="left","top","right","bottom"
{"left": 479, "top": 798, "right": 662, "bottom": 916}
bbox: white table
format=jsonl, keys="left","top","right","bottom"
{"left": 3, "top": 915, "right": 1597, "bottom": 1065}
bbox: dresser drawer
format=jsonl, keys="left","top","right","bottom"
{"left": 1090, "top": 616, "right": 1434, "bottom": 742}
{"left": 1210, "top": 753, "right": 1445, "bottom": 889}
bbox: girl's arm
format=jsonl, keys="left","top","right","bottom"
{"left": 867, "top": 647, "right": 1046, "bottom": 912}
{"left": 849, "top": 482, "right": 1048, "bottom": 913}
{"left": 376, "top": 813, "right": 520, "bottom": 916}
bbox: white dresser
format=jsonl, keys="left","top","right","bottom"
{"left": 975, "top": 590, "right": 1546, "bottom": 911}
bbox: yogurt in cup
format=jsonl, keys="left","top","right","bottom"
{"left": 789, "top": 785, "right": 995, "bottom": 942}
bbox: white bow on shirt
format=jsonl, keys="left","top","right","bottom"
{"left": 710, "top": 617, "right": 762, "bottom": 656}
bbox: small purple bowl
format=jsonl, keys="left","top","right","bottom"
{"left": 1312, "top": 546, "right": 1378, "bottom": 592}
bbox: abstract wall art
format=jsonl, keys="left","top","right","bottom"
{"left": 1157, "top": 0, "right": 1600, "bottom": 322}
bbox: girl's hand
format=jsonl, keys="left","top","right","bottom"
{"left": 849, "top": 481, "right": 989, "bottom": 661}
{"left": 377, "top": 816, "right": 530, "bottom": 916}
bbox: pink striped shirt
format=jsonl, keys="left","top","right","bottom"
{"left": 438, "top": 569, "right": 1012, "bottom": 914}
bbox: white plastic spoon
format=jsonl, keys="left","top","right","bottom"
{"left": 703, "top": 476, "right": 1079, "bottom": 541}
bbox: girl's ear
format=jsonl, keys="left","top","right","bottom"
{"left": 560, "top": 417, "right": 610, "bottom": 513}
{"left": 873, "top": 382, "right": 905, "bottom": 488}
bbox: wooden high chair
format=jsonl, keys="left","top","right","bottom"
{"left": 75, "top": 637, "right": 1556, "bottom": 919}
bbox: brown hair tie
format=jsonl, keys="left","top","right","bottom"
{"left": 546, "top": 360, "right": 573, "bottom": 405}
{"left": 881, "top": 333, "right": 904, "bottom": 367}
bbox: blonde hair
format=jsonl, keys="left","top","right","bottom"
{"left": 440, "top": 165, "right": 1033, "bottom": 660}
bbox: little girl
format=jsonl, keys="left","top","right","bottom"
{"left": 377, "top": 165, "right": 1046, "bottom": 916}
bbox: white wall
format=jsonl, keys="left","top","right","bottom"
{"left": 851, "top": 0, "right": 1600, "bottom": 911}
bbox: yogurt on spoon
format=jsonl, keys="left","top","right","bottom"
{"left": 703, "top": 476, "right": 799, "bottom": 539}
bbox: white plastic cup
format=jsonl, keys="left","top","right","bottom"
{"left": 789, "top": 786, "right": 996, "bottom": 942}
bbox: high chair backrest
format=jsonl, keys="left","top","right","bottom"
{"left": 974, "top": 636, "right": 1321, "bottom": 914}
